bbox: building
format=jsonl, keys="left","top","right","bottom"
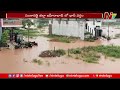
{"left": 49, "top": 19, "right": 102, "bottom": 40}
{"left": 0, "top": 19, "right": 23, "bottom": 40}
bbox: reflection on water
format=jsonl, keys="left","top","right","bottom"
{"left": 0, "top": 36, "right": 120, "bottom": 73}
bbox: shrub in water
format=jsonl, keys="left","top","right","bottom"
{"left": 38, "top": 60, "right": 43, "bottom": 65}
{"left": 55, "top": 49, "right": 66, "bottom": 56}
{"left": 33, "top": 59, "right": 38, "bottom": 63}
{"left": 69, "top": 48, "right": 81, "bottom": 54}
{"left": 39, "top": 49, "right": 66, "bottom": 57}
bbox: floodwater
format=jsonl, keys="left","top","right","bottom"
{"left": 0, "top": 35, "right": 120, "bottom": 73}
{"left": 49, "top": 39, "right": 101, "bottom": 50}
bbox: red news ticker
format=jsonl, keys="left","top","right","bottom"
{"left": 0, "top": 73, "right": 120, "bottom": 78}
{"left": 6, "top": 13, "right": 103, "bottom": 18}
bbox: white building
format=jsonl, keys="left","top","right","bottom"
{"left": 49, "top": 19, "right": 102, "bottom": 40}
{"left": 49, "top": 19, "right": 120, "bottom": 40}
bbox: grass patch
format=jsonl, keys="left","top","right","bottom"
{"left": 84, "top": 38, "right": 95, "bottom": 42}
{"left": 68, "top": 47, "right": 100, "bottom": 63}
{"left": 81, "top": 51, "right": 100, "bottom": 63}
{"left": 94, "top": 45, "right": 120, "bottom": 58}
{"left": 69, "top": 48, "right": 81, "bottom": 54}
{"left": 83, "top": 57, "right": 99, "bottom": 63}
{"left": 84, "top": 32, "right": 93, "bottom": 35}
{"left": 80, "top": 45, "right": 120, "bottom": 58}
{"left": 44, "top": 34, "right": 78, "bottom": 43}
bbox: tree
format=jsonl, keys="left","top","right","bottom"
{"left": 0, "top": 31, "right": 9, "bottom": 48}
{"left": 22, "top": 19, "right": 34, "bottom": 42}
{"left": 22, "top": 19, "right": 34, "bottom": 28}
{"left": 1, "top": 31, "right": 9, "bottom": 43}
{"left": 36, "top": 19, "right": 49, "bottom": 28}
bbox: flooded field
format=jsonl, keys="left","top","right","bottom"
{"left": 0, "top": 35, "right": 120, "bottom": 73}
{"left": 1, "top": 25, "right": 120, "bottom": 73}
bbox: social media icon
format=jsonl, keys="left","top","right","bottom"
{"left": 8, "top": 74, "right": 12, "bottom": 78}
{"left": 16, "top": 74, "right": 19, "bottom": 78}
{"left": 20, "top": 74, "right": 23, "bottom": 78}
{"left": 46, "top": 75, "right": 48, "bottom": 77}
{"left": 12, "top": 74, "right": 15, "bottom": 78}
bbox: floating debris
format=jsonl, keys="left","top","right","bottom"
{"left": 32, "top": 58, "right": 43, "bottom": 65}
{"left": 111, "top": 59, "right": 115, "bottom": 62}
{"left": 23, "top": 58, "right": 28, "bottom": 62}
{"left": 47, "top": 62, "right": 50, "bottom": 66}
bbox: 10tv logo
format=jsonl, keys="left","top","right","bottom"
{"left": 104, "top": 12, "right": 117, "bottom": 19}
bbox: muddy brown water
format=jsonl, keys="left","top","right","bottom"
{"left": 0, "top": 36, "right": 120, "bottom": 73}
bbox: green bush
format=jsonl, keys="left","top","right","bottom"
{"left": 84, "top": 37, "right": 95, "bottom": 42}
{"left": 1, "top": 31, "right": 9, "bottom": 43}
{"left": 32, "top": 59, "right": 38, "bottom": 63}
{"left": 39, "top": 49, "right": 66, "bottom": 57}
{"left": 55, "top": 49, "right": 66, "bottom": 56}
{"left": 38, "top": 60, "right": 43, "bottom": 65}
{"left": 69, "top": 48, "right": 81, "bottom": 54}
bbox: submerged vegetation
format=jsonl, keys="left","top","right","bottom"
{"left": 94, "top": 45, "right": 120, "bottom": 58}
{"left": 39, "top": 45, "right": 120, "bottom": 63}
{"left": 32, "top": 59, "right": 43, "bottom": 65}
{"left": 44, "top": 34, "right": 78, "bottom": 43}
{"left": 39, "top": 49, "right": 66, "bottom": 57}
{"left": 69, "top": 48, "right": 100, "bottom": 63}
{"left": 81, "top": 45, "right": 120, "bottom": 58}
{"left": 69, "top": 48, "right": 81, "bottom": 54}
